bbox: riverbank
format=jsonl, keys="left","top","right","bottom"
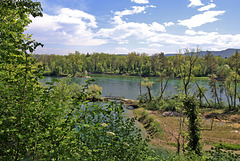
{"left": 125, "top": 108, "right": 176, "bottom": 156}
{"left": 133, "top": 108, "right": 240, "bottom": 154}
{"left": 44, "top": 72, "right": 210, "bottom": 80}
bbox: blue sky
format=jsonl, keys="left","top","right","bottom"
{"left": 27, "top": 0, "right": 240, "bottom": 55}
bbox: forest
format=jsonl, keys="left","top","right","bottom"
{"left": 36, "top": 50, "right": 233, "bottom": 78}
{"left": 37, "top": 49, "right": 240, "bottom": 110}
{"left": 1, "top": 0, "right": 240, "bottom": 160}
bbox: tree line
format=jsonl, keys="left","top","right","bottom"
{"left": 1, "top": 0, "right": 239, "bottom": 160}
{"left": 37, "top": 49, "right": 240, "bottom": 110}
{"left": 36, "top": 50, "right": 236, "bottom": 79}
{"left": 0, "top": 0, "right": 151, "bottom": 160}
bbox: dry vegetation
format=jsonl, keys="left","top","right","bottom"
{"left": 133, "top": 108, "right": 240, "bottom": 153}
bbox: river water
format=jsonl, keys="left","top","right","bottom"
{"left": 40, "top": 74, "right": 231, "bottom": 103}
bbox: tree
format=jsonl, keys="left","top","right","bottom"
{"left": 183, "top": 97, "right": 202, "bottom": 156}
{"left": 157, "top": 53, "right": 172, "bottom": 100}
{"left": 204, "top": 51, "right": 221, "bottom": 106}
{"left": 175, "top": 48, "right": 200, "bottom": 96}
{"left": 141, "top": 78, "right": 154, "bottom": 101}
{"left": 228, "top": 50, "right": 240, "bottom": 110}
{"left": 66, "top": 52, "right": 83, "bottom": 76}
{"left": 0, "top": 0, "right": 43, "bottom": 160}
{"left": 0, "top": 1, "right": 150, "bottom": 160}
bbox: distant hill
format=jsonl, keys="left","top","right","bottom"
{"left": 200, "top": 49, "right": 240, "bottom": 58}
{"left": 165, "top": 48, "right": 240, "bottom": 58}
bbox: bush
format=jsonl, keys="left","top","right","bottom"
{"left": 206, "top": 147, "right": 240, "bottom": 161}
{"left": 150, "top": 121, "right": 162, "bottom": 137}
{"left": 214, "top": 142, "right": 240, "bottom": 150}
{"left": 139, "top": 110, "right": 149, "bottom": 122}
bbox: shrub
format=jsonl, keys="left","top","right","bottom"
{"left": 214, "top": 142, "right": 240, "bottom": 150}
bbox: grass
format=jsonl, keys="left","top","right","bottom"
{"left": 195, "top": 77, "right": 210, "bottom": 80}
{"left": 134, "top": 108, "right": 163, "bottom": 138}
{"left": 214, "top": 142, "right": 240, "bottom": 150}
{"left": 133, "top": 107, "right": 240, "bottom": 153}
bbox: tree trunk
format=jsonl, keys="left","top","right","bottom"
{"left": 147, "top": 86, "right": 152, "bottom": 101}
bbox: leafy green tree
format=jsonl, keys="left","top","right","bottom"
{"left": 66, "top": 52, "right": 83, "bottom": 76}
{"left": 175, "top": 48, "right": 199, "bottom": 96}
{"left": 141, "top": 78, "right": 154, "bottom": 101}
{"left": 157, "top": 53, "right": 172, "bottom": 100}
{"left": 228, "top": 50, "right": 240, "bottom": 110}
{"left": 0, "top": 1, "right": 150, "bottom": 160}
{"left": 0, "top": 0, "right": 43, "bottom": 160}
{"left": 183, "top": 97, "right": 202, "bottom": 156}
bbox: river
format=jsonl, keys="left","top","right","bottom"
{"left": 40, "top": 74, "right": 232, "bottom": 103}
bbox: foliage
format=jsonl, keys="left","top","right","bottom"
{"left": 214, "top": 142, "right": 240, "bottom": 150}
{"left": 175, "top": 48, "right": 200, "bottom": 96}
{"left": 87, "top": 84, "right": 103, "bottom": 99}
{"left": 206, "top": 147, "right": 240, "bottom": 161}
{"left": 36, "top": 47, "right": 240, "bottom": 109}
{"left": 141, "top": 77, "right": 154, "bottom": 101}
{"left": 183, "top": 96, "right": 202, "bottom": 156}
{"left": 1, "top": 0, "right": 240, "bottom": 160}
{"left": 0, "top": 1, "right": 151, "bottom": 160}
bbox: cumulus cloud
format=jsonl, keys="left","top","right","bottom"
{"left": 131, "top": 0, "right": 149, "bottom": 4}
{"left": 150, "top": 22, "right": 166, "bottom": 32}
{"left": 198, "top": 3, "right": 216, "bottom": 11}
{"left": 112, "top": 6, "right": 155, "bottom": 25}
{"left": 97, "top": 5, "right": 165, "bottom": 44}
{"left": 27, "top": 2, "right": 239, "bottom": 55}
{"left": 178, "top": 10, "right": 225, "bottom": 28}
{"left": 188, "top": 0, "right": 204, "bottom": 7}
{"left": 148, "top": 43, "right": 163, "bottom": 47}
{"left": 28, "top": 8, "right": 107, "bottom": 46}
{"left": 97, "top": 21, "right": 165, "bottom": 42}
{"left": 145, "top": 31, "right": 240, "bottom": 52}
{"left": 185, "top": 29, "right": 209, "bottom": 35}
{"left": 107, "top": 31, "right": 240, "bottom": 54}
{"left": 164, "top": 22, "right": 175, "bottom": 27}
{"left": 115, "top": 6, "right": 146, "bottom": 17}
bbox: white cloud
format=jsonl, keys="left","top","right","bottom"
{"left": 112, "top": 6, "right": 155, "bottom": 25}
{"left": 97, "top": 5, "right": 165, "bottom": 43}
{"left": 198, "top": 3, "right": 216, "bottom": 11}
{"left": 185, "top": 29, "right": 208, "bottom": 35}
{"left": 149, "top": 43, "right": 163, "bottom": 47}
{"left": 97, "top": 21, "right": 166, "bottom": 43}
{"left": 185, "top": 30, "right": 196, "bottom": 35}
{"left": 114, "top": 47, "right": 131, "bottom": 54}
{"left": 107, "top": 31, "right": 240, "bottom": 54}
{"left": 164, "top": 22, "right": 175, "bottom": 27}
{"left": 150, "top": 22, "right": 166, "bottom": 32}
{"left": 28, "top": 2, "right": 239, "bottom": 55}
{"left": 188, "top": 0, "right": 204, "bottom": 7}
{"left": 118, "top": 40, "right": 129, "bottom": 44}
{"left": 145, "top": 31, "right": 240, "bottom": 53}
{"left": 131, "top": 0, "right": 149, "bottom": 4}
{"left": 28, "top": 8, "right": 107, "bottom": 46}
{"left": 97, "top": 21, "right": 161, "bottom": 41}
{"left": 134, "top": 47, "right": 159, "bottom": 53}
{"left": 115, "top": 6, "right": 146, "bottom": 17}
{"left": 178, "top": 10, "right": 225, "bottom": 28}
{"left": 29, "top": 14, "right": 61, "bottom": 31}
{"left": 58, "top": 8, "right": 97, "bottom": 28}
{"left": 34, "top": 47, "right": 74, "bottom": 55}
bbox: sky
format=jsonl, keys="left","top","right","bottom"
{"left": 26, "top": 0, "right": 240, "bottom": 55}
